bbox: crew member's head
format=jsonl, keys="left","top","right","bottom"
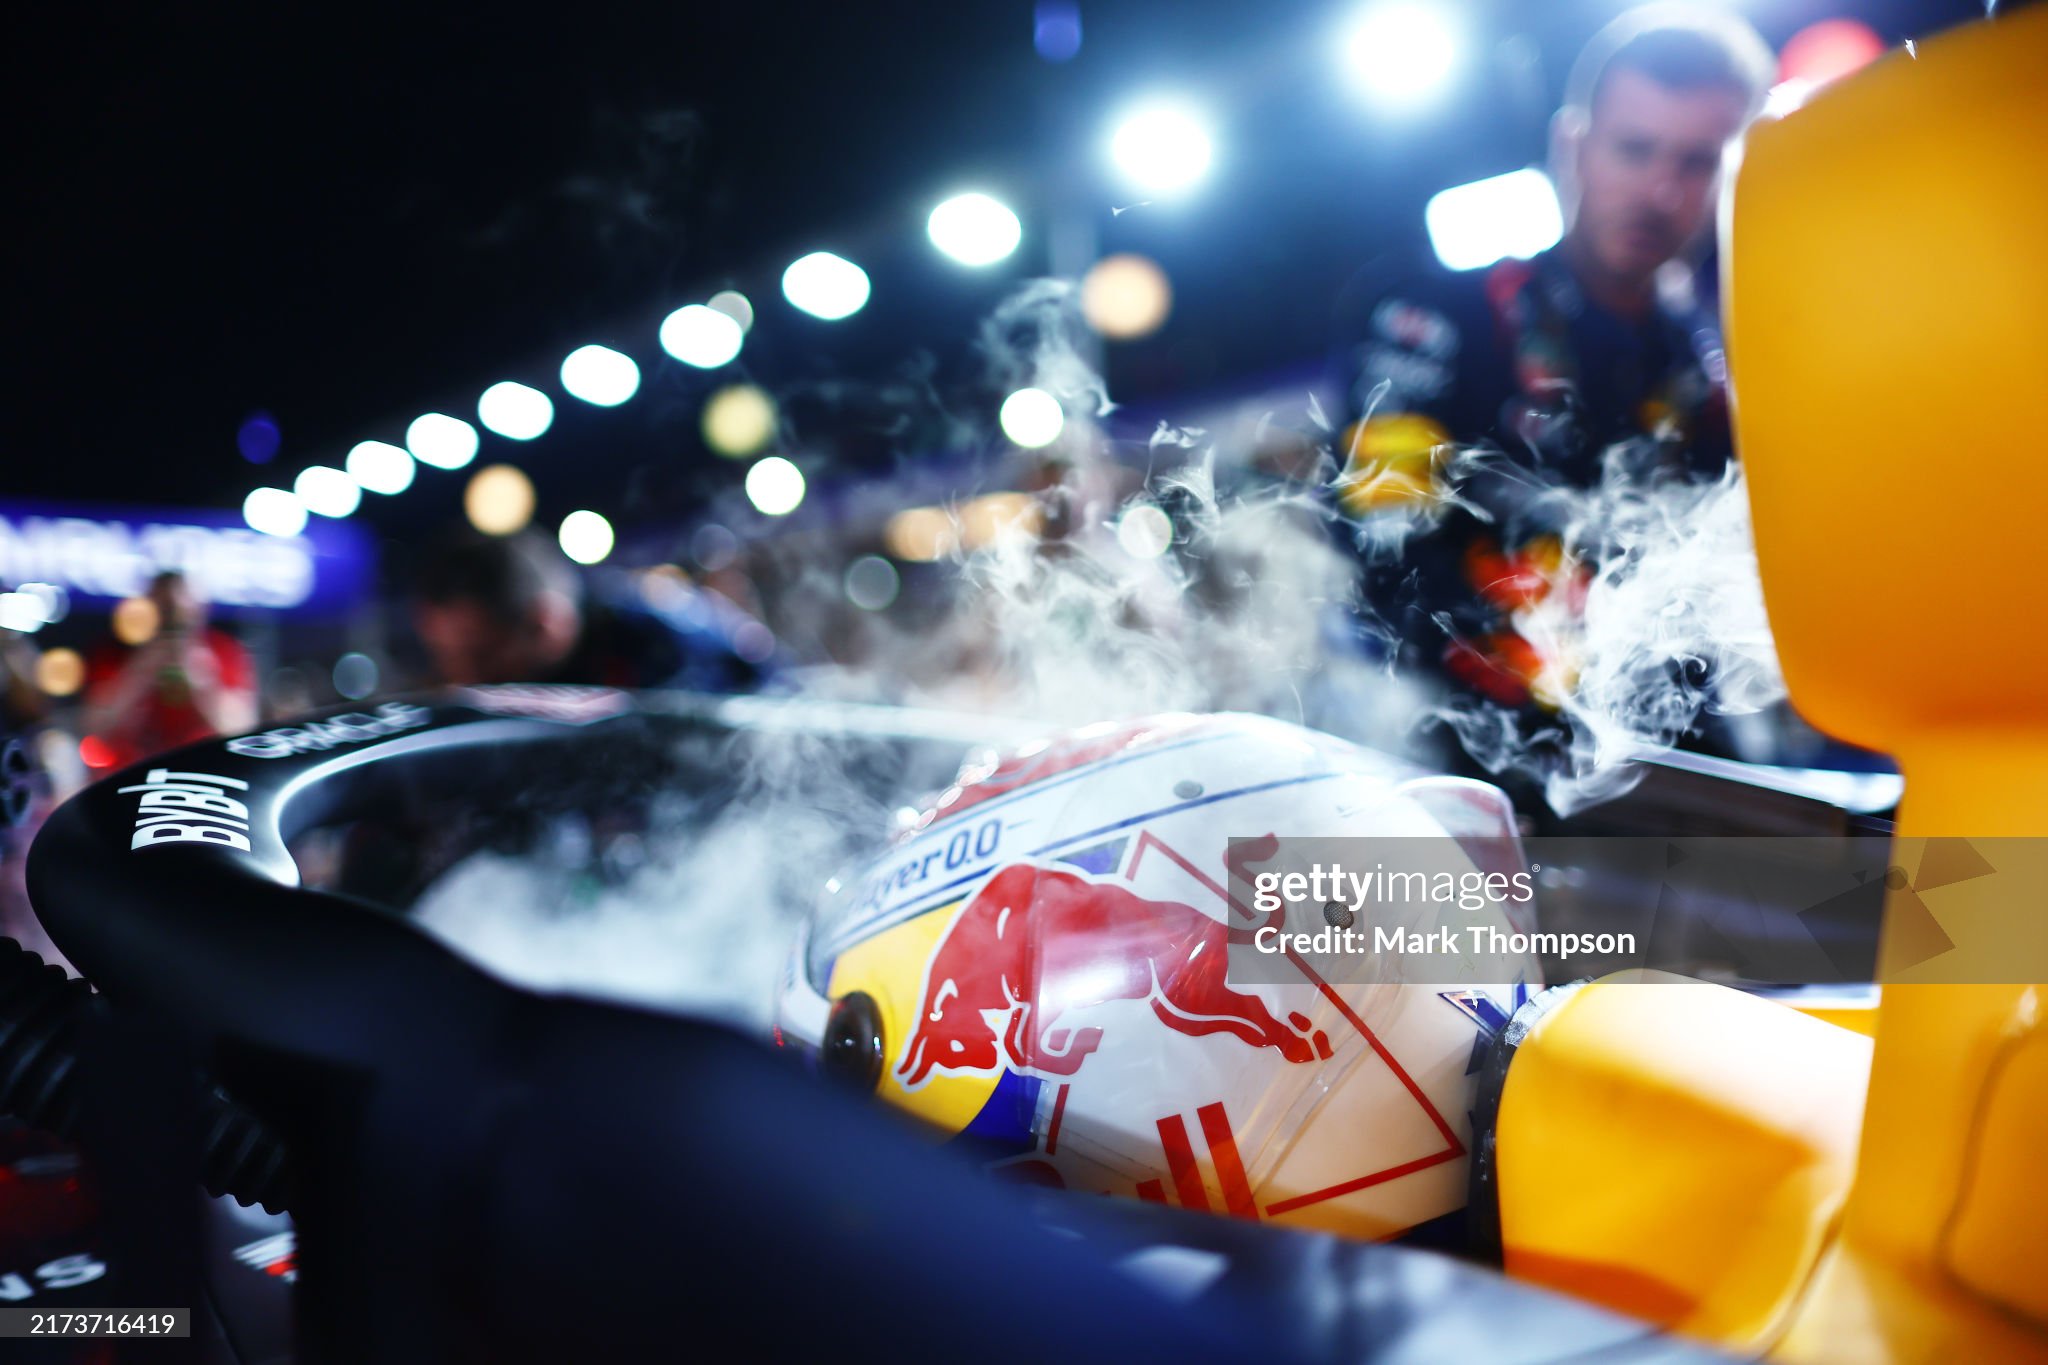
{"left": 1553, "top": 4, "right": 1773, "bottom": 292}
{"left": 411, "top": 532, "right": 583, "bottom": 685}
{"left": 147, "top": 570, "right": 207, "bottom": 636}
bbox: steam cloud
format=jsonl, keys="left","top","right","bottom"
{"left": 1429, "top": 450, "right": 1786, "bottom": 814}
{"left": 413, "top": 722, "right": 946, "bottom": 1027}
{"left": 415, "top": 278, "right": 1786, "bottom": 1026}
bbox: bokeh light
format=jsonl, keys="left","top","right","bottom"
{"left": 558, "top": 510, "right": 615, "bottom": 565}
{"left": 293, "top": 465, "right": 361, "bottom": 518}
{"left": 243, "top": 487, "right": 309, "bottom": 538}
{"left": 928, "top": 193, "right": 1023, "bottom": 266}
{"left": 333, "top": 651, "right": 380, "bottom": 700}
{"left": 406, "top": 413, "right": 481, "bottom": 470}
{"left": 464, "top": 464, "right": 537, "bottom": 536}
{"left": 1116, "top": 502, "right": 1173, "bottom": 559}
{"left": 659, "top": 304, "right": 745, "bottom": 369}
{"left": 691, "top": 523, "right": 739, "bottom": 571}
{"left": 560, "top": 345, "right": 641, "bottom": 407}
{"left": 781, "top": 252, "right": 871, "bottom": 321}
{"left": 999, "top": 388, "right": 1065, "bottom": 448}
{"left": 844, "top": 555, "right": 901, "bottom": 612}
{"left": 1080, "top": 254, "right": 1174, "bottom": 340}
{"left": 639, "top": 563, "right": 692, "bottom": 613}
{"left": 701, "top": 384, "right": 778, "bottom": 458}
{"left": 1108, "top": 103, "right": 1213, "bottom": 195}
{"left": 1034, "top": 1, "right": 1082, "bottom": 62}
{"left": 745, "top": 456, "right": 807, "bottom": 516}
{"left": 0, "top": 593, "right": 46, "bottom": 634}
{"left": 960, "top": 491, "right": 1043, "bottom": 549}
{"left": 1780, "top": 19, "right": 1885, "bottom": 87}
{"left": 16, "top": 584, "right": 68, "bottom": 626}
{"left": 478, "top": 381, "right": 555, "bottom": 441}
{"left": 1340, "top": 3, "right": 1459, "bottom": 105}
{"left": 112, "top": 595, "right": 161, "bottom": 646}
{"left": 1425, "top": 169, "right": 1562, "bottom": 272}
{"left": 237, "top": 412, "right": 281, "bottom": 465}
{"left": 347, "top": 440, "right": 416, "bottom": 495}
{"left": 707, "top": 290, "right": 755, "bottom": 334}
{"left": 885, "top": 506, "right": 959, "bottom": 563}
{"left": 35, "top": 647, "right": 85, "bottom": 698}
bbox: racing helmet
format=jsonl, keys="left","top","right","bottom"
{"left": 777, "top": 713, "right": 1540, "bottom": 1240}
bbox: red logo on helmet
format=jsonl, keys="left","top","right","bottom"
{"left": 896, "top": 863, "right": 1331, "bottom": 1090}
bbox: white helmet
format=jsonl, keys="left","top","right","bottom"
{"left": 777, "top": 712, "right": 1539, "bottom": 1239}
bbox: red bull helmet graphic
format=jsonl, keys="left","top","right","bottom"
{"left": 777, "top": 712, "right": 1540, "bottom": 1240}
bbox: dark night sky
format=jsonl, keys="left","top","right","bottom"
{"left": 11, "top": 1, "right": 1982, "bottom": 534}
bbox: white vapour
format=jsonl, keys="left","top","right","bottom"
{"left": 873, "top": 280, "right": 1430, "bottom": 748}
{"left": 411, "top": 280, "right": 1782, "bottom": 1027}
{"left": 410, "top": 278, "right": 1434, "bottom": 1027}
{"left": 412, "top": 722, "right": 953, "bottom": 1029}
{"left": 1433, "top": 451, "right": 1787, "bottom": 814}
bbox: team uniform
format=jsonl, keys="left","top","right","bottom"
{"left": 1328, "top": 247, "right": 1730, "bottom": 709}
{"left": 84, "top": 628, "right": 256, "bottom": 768}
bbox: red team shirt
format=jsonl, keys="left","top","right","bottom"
{"left": 84, "top": 629, "right": 254, "bottom": 769}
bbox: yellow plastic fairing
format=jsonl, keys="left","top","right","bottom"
{"left": 1495, "top": 974, "right": 1871, "bottom": 1353}
{"left": 1725, "top": 6, "right": 2048, "bottom": 1358}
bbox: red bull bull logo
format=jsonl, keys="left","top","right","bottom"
{"left": 897, "top": 863, "right": 1334, "bottom": 1090}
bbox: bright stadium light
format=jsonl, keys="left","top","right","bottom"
{"left": 465, "top": 464, "right": 536, "bottom": 536}
{"left": 745, "top": 456, "right": 806, "bottom": 516}
{"left": 999, "top": 388, "right": 1064, "bottom": 448}
{"left": 659, "top": 304, "right": 745, "bottom": 368}
{"left": 15, "top": 584, "right": 67, "bottom": 626}
{"left": 293, "top": 465, "right": 360, "bottom": 518}
{"left": 1341, "top": 3, "right": 1458, "bottom": 105}
{"left": 927, "top": 192, "right": 1023, "bottom": 266}
{"left": 347, "top": 440, "right": 416, "bottom": 495}
{"left": 478, "top": 381, "right": 555, "bottom": 440}
{"left": 782, "top": 252, "right": 870, "bottom": 321}
{"left": 1108, "top": 103, "right": 1213, "bottom": 195}
{"left": 560, "top": 345, "right": 641, "bottom": 406}
{"left": 406, "top": 413, "right": 480, "bottom": 470}
{"left": 1424, "top": 169, "right": 1563, "bottom": 271}
{"left": 558, "top": 510, "right": 615, "bottom": 565}
{"left": 243, "top": 487, "right": 308, "bottom": 538}
{"left": 0, "top": 593, "right": 46, "bottom": 634}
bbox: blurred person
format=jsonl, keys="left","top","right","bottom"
{"left": 0, "top": 619, "right": 44, "bottom": 735}
{"left": 83, "top": 570, "right": 257, "bottom": 767}
{"left": 410, "top": 530, "right": 776, "bottom": 692}
{"left": 1328, "top": 3, "right": 1771, "bottom": 725}
{"left": 322, "top": 531, "right": 774, "bottom": 909}
{"left": 0, "top": 623, "right": 51, "bottom": 960}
